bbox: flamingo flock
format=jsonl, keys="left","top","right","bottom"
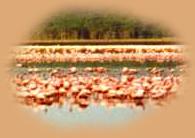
{"left": 11, "top": 45, "right": 186, "bottom": 112}
{"left": 13, "top": 46, "right": 185, "bottom": 64}
{"left": 12, "top": 66, "right": 184, "bottom": 112}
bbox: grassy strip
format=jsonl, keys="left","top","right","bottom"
{"left": 16, "top": 61, "right": 184, "bottom": 69}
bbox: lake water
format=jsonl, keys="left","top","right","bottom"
{"left": 29, "top": 104, "right": 152, "bottom": 127}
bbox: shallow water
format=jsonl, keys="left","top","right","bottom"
{"left": 30, "top": 104, "right": 151, "bottom": 127}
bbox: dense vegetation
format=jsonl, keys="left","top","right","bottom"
{"left": 30, "top": 11, "right": 174, "bottom": 40}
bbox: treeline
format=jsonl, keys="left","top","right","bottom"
{"left": 30, "top": 12, "right": 174, "bottom": 40}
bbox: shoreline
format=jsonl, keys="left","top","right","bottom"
{"left": 19, "top": 38, "right": 180, "bottom": 46}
